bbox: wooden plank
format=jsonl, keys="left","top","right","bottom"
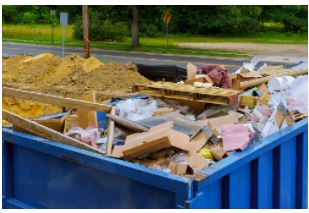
{"left": 240, "top": 69, "right": 308, "bottom": 90}
{"left": 3, "top": 87, "right": 111, "bottom": 112}
{"left": 2, "top": 109, "right": 104, "bottom": 155}
{"left": 106, "top": 107, "right": 116, "bottom": 156}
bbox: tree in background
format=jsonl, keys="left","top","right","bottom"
{"left": 3, "top": 5, "right": 308, "bottom": 37}
{"left": 130, "top": 5, "right": 139, "bottom": 48}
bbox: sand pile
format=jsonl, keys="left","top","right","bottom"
{"left": 3, "top": 53, "right": 150, "bottom": 93}
{"left": 2, "top": 53, "right": 151, "bottom": 124}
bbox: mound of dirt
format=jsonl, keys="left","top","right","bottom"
{"left": 2, "top": 53, "right": 151, "bottom": 124}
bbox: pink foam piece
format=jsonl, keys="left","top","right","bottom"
{"left": 221, "top": 124, "right": 251, "bottom": 151}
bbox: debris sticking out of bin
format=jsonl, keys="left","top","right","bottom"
{"left": 2, "top": 55, "right": 308, "bottom": 180}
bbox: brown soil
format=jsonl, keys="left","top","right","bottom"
{"left": 2, "top": 53, "right": 151, "bottom": 124}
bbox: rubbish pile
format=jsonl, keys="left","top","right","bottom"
{"left": 2, "top": 55, "right": 308, "bottom": 180}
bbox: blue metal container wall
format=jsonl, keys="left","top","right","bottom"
{"left": 185, "top": 118, "right": 308, "bottom": 209}
{"left": 2, "top": 118, "right": 308, "bottom": 209}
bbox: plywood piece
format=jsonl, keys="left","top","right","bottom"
{"left": 3, "top": 109, "right": 104, "bottom": 155}
{"left": 76, "top": 91, "right": 98, "bottom": 129}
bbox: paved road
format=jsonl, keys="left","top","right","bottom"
{"left": 2, "top": 42, "right": 297, "bottom": 72}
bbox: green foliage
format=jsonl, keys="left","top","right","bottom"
{"left": 73, "top": 12, "right": 129, "bottom": 41}
{"left": 141, "top": 24, "right": 161, "bottom": 37}
{"left": 3, "top": 5, "right": 308, "bottom": 36}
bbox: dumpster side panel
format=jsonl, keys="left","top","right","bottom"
{"left": 3, "top": 144, "right": 175, "bottom": 208}
{"left": 2, "top": 129, "right": 193, "bottom": 209}
{"left": 187, "top": 119, "right": 308, "bottom": 209}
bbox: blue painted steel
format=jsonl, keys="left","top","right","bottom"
{"left": 2, "top": 110, "right": 308, "bottom": 209}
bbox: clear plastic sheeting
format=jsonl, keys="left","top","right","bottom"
{"left": 283, "top": 76, "right": 308, "bottom": 114}
{"left": 236, "top": 57, "right": 261, "bottom": 73}
{"left": 290, "top": 61, "right": 308, "bottom": 71}
{"left": 116, "top": 98, "right": 157, "bottom": 121}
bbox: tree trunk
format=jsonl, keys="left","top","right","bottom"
{"left": 131, "top": 6, "right": 139, "bottom": 49}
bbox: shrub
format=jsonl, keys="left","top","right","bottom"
{"left": 73, "top": 13, "right": 129, "bottom": 42}
{"left": 141, "top": 24, "right": 161, "bottom": 37}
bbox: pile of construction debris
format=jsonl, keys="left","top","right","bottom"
{"left": 2, "top": 55, "right": 308, "bottom": 180}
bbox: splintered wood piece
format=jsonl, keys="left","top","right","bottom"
{"left": 3, "top": 87, "right": 112, "bottom": 112}
{"left": 106, "top": 107, "right": 116, "bottom": 156}
{"left": 2, "top": 109, "right": 104, "bottom": 155}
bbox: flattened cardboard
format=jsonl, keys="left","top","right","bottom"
{"left": 189, "top": 131, "right": 212, "bottom": 153}
{"left": 187, "top": 153, "right": 210, "bottom": 171}
{"left": 111, "top": 122, "right": 190, "bottom": 159}
{"left": 123, "top": 137, "right": 171, "bottom": 159}
{"left": 187, "top": 63, "right": 198, "bottom": 80}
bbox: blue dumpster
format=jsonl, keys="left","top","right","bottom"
{"left": 2, "top": 112, "right": 307, "bottom": 209}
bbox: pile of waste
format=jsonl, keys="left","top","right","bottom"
{"left": 3, "top": 55, "right": 308, "bottom": 180}
{"left": 2, "top": 53, "right": 151, "bottom": 124}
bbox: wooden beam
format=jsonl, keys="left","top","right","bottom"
{"left": 3, "top": 87, "right": 111, "bottom": 112}
{"left": 240, "top": 69, "right": 308, "bottom": 90}
{"left": 2, "top": 109, "right": 104, "bottom": 155}
{"left": 106, "top": 107, "right": 116, "bottom": 156}
{"left": 107, "top": 114, "right": 149, "bottom": 132}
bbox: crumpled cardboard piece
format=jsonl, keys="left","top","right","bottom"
{"left": 187, "top": 153, "right": 210, "bottom": 171}
{"left": 111, "top": 122, "right": 190, "bottom": 159}
{"left": 170, "top": 161, "right": 188, "bottom": 176}
{"left": 210, "top": 145, "right": 227, "bottom": 161}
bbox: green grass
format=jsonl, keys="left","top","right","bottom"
{"left": 3, "top": 24, "right": 308, "bottom": 58}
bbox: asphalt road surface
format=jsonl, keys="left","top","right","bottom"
{"left": 2, "top": 42, "right": 297, "bottom": 72}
